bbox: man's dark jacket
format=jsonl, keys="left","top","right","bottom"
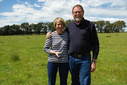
{"left": 67, "top": 19, "right": 99, "bottom": 59}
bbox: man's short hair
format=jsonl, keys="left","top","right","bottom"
{"left": 72, "top": 4, "right": 84, "bottom": 13}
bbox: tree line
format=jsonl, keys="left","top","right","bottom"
{"left": 94, "top": 20, "right": 126, "bottom": 33}
{"left": 0, "top": 20, "right": 126, "bottom": 35}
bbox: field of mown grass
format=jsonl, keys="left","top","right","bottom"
{"left": 0, "top": 33, "right": 127, "bottom": 85}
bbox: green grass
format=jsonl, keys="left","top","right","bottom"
{"left": 0, "top": 33, "right": 127, "bottom": 85}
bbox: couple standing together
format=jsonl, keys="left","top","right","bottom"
{"left": 44, "top": 4, "right": 99, "bottom": 85}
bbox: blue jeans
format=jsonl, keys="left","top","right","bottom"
{"left": 48, "top": 62, "right": 69, "bottom": 85}
{"left": 69, "top": 56, "right": 91, "bottom": 85}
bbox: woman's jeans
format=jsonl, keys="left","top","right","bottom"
{"left": 48, "top": 62, "right": 69, "bottom": 85}
{"left": 69, "top": 56, "right": 91, "bottom": 85}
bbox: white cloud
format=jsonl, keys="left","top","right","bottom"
{"left": 0, "top": 0, "right": 127, "bottom": 27}
{"left": 83, "top": 0, "right": 127, "bottom": 9}
{"left": 86, "top": 8, "right": 127, "bottom": 17}
{"left": 111, "top": 0, "right": 127, "bottom": 9}
{"left": 0, "top": 0, "right": 3, "bottom": 2}
{"left": 0, "top": 4, "right": 44, "bottom": 27}
{"left": 0, "top": 16, "right": 25, "bottom": 27}
{"left": 37, "top": 0, "right": 47, "bottom": 2}
{"left": 88, "top": 16, "right": 126, "bottom": 23}
{"left": 0, "top": 4, "right": 36, "bottom": 17}
{"left": 34, "top": 3, "right": 42, "bottom": 8}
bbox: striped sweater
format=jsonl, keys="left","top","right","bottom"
{"left": 44, "top": 31, "right": 69, "bottom": 63}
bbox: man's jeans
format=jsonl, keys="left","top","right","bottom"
{"left": 48, "top": 62, "right": 69, "bottom": 85}
{"left": 69, "top": 56, "right": 91, "bottom": 85}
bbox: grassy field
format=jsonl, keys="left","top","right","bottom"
{"left": 0, "top": 33, "right": 127, "bottom": 85}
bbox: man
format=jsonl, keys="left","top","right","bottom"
{"left": 67, "top": 4, "right": 99, "bottom": 85}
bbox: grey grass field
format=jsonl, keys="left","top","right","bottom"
{"left": 0, "top": 33, "right": 127, "bottom": 85}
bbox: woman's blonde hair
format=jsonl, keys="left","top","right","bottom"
{"left": 53, "top": 17, "right": 65, "bottom": 28}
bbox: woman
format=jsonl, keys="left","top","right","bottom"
{"left": 44, "top": 17, "right": 69, "bottom": 85}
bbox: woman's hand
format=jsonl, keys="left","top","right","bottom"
{"left": 54, "top": 52, "right": 62, "bottom": 58}
{"left": 50, "top": 50, "right": 62, "bottom": 57}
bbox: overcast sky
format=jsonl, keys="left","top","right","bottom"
{"left": 0, "top": 0, "right": 127, "bottom": 29}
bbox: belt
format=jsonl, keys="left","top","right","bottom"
{"left": 70, "top": 53, "right": 91, "bottom": 59}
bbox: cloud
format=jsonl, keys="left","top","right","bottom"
{"left": 82, "top": 0, "right": 127, "bottom": 9}
{"left": 0, "top": 0, "right": 127, "bottom": 27}
{"left": 0, "top": 0, "right": 3, "bottom": 2}
{"left": 33, "top": 3, "right": 42, "bottom": 8}
{"left": 37, "top": 0, "right": 48, "bottom": 2}
{"left": 0, "top": 4, "right": 44, "bottom": 27}
{"left": 88, "top": 16, "right": 126, "bottom": 23}
{"left": 86, "top": 8, "right": 127, "bottom": 17}
{"left": 37, "top": 0, "right": 47, "bottom": 2}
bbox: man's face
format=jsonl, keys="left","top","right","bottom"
{"left": 72, "top": 6, "right": 84, "bottom": 22}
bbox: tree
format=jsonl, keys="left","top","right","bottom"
{"left": 94, "top": 21, "right": 105, "bottom": 33}
{"left": 10, "top": 24, "right": 21, "bottom": 34}
{"left": 29, "top": 23, "right": 36, "bottom": 33}
{"left": 31, "top": 23, "right": 42, "bottom": 34}
{"left": 21, "top": 22, "right": 31, "bottom": 34}
{"left": 66, "top": 19, "right": 73, "bottom": 25}
{"left": 112, "top": 21, "right": 126, "bottom": 32}
{"left": 2, "top": 25, "right": 10, "bottom": 35}
{"left": 48, "top": 22, "right": 54, "bottom": 31}
{"left": 103, "top": 21, "right": 112, "bottom": 33}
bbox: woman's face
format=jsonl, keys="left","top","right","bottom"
{"left": 55, "top": 21, "right": 64, "bottom": 30}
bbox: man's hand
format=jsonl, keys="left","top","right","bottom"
{"left": 46, "top": 32, "right": 52, "bottom": 39}
{"left": 91, "top": 62, "right": 96, "bottom": 72}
